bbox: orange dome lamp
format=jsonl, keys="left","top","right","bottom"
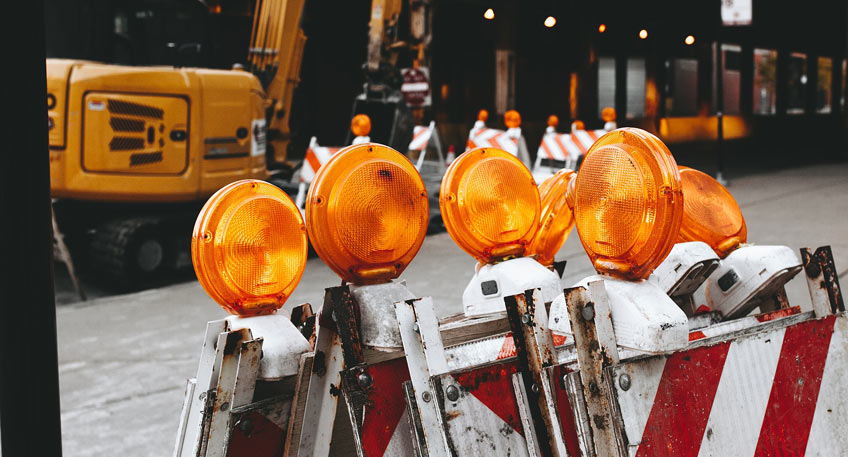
{"left": 678, "top": 166, "right": 747, "bottom": 258}
{"left": 305, "top": 143, "right": 429, "bottom": 284}
{"left": 351, "top": 114, "right": 372, "bottom": 137}
{"left": 192, "top": 180, "right": 308, "bottom": 316}
{"left": 504, "top": 110, "right": 522, "bottom": 128}
{"left": 573, "top": 128, "right": 683, "bottom": 280}
{"left": 440, "top": 147, "right": 540, "bottom": 264}
{"left": 547, "top": 115, "right": 560, "bottom": 128}
{"left": 571, "top": 119, "right": 585, "bottom": 131}
{"left": 477, "top": 109, "right": 489, "bottom": 122}
{"left": 527, "top": 169, "right": 576, "bottom": 266}
{"left": 601, "top": 107, "right": 617, "bottom": 122}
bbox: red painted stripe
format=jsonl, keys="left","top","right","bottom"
{"left": 552, "top": 134, "right": 569, "bottom": 159}
{"left": 360, "top": 357, "right": 411, "bottom": 457}
{"left": 636, "top": 342, "right": 731, "bottom": 457}
{"left": 454, "top": 361, "right": 524, "bottom": 436}
{"left": 688, "top": 330, "right": 706, "bottom": 341}
{"left": 486, "top": 131, "right": 503, "bottom": 148}
{"left": 755, "top": 306, "right": 801, "bottom": 323}
{"left": 304, "top": 148, "right": 322, "bottom": 175}
{"left": 410, "top": 128, "right": 429, "bottom": 150}
{"left": 541, "top": 138, "right": 555, "bottom": 159}
{"left": 570, "top": 133, "right": 588, "bottom": 155}
{"left": 586, "top": 130, "right": 600, "bottom": 142}
{"left": 754, "top": 316, "right": 837, "bottom": 457}
{"left": 553, "top": 364, "right": 583, "bottom": 457}
{"left": 497, "top": 335, "right": 516, "bottom": 360}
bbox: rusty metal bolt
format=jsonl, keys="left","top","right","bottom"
{"left": 589, "top": 381, "right": 599, "bottom": 395}
{"left": 581, "top": 305, "right": 595, "bottom": 321}
{"left": 446, "top": 385, "right": 460, "bottom": 402}
{"left": 357, "top": 372, "right": 373, "bottom": 388}
{"left": 422, "top": 391, "right": 432, "bottom": 403}
{"left": 619, "top": 374, "right": 632, "bottom": 391}
{"left": 413, "top": 323, "right": 420, "bottom": 334}
{"left": 521, "top": 313, "right": 532, "bottom": 325}
{"left": 531, "top": 383, "right": 540, "bottom": 394}
{"left": 238, "top": 418, "right": 254, "bottom": 436}
{"left": 805, "top": 259, "right": 821, "bottom": 278}
{"left": 221, "top": 402, "right": 230, "bottom": 412}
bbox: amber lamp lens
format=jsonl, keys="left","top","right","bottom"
{"left": 192, "top": 180, "right": 308, "bottom": 316}
{"left": 504, "top": 110, "right": 522, "bottom": 128}
{"left": 678, "top": 167, "right": 747, "bottom": 257}
{"left": 547, "top": 115, "right": 560, "bottom": 128}
{"left": 527, "top": 169, "right": 576, "bottom": 266}
{"left": 573, "top": 128, "right": 683, "bottom": 280}
{"left": 306, "top": 143, "right": 429, "bottom": 284}
{"left": 572, "top": 120, "right": 585, "bottom": 130}
{"left": 601, "top": 107, "right": 616, "bottom": 122}
{"left": 440, "top": 147, "right": 540, "bottom": 263}
{"left": 478, "top": 109, "right": 489, "bottom": 122}
{"left": 351, "top": 114, "right": 372, "bottom": 137}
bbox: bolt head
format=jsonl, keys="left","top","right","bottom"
{"left": 531, "top": 383, "right": 540, "bottom": 394}
{"left": 446, "top": 385, "right": 460, "bottom": 402}
{"left": 413, "top": 322, "right": 420, "bottom": 333}
{"left": 521, "top": 313, "right": 531, "bottom": 324}
{"left": 589, "top": 381, "right": 599, "bottom": 394}
{"left": 619, "top": 374, "right": 632, "bottom": 391}
{"left": 422, "top": 391, "right": 432, "bottom": 403}
{"left": 581, "top": 305, "right": 595, "bottom": 321}
{"left": 357, "top": 372, "right": 373, "bottom": 388}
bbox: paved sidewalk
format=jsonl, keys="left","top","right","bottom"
{"left": 53, "top": 162, "right": 848, "bottom": 457}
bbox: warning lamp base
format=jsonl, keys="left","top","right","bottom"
{"left": 650, "top": 242, "right": 720, "bottom": 314}
{"left": 549, "top": 275, "right": 689, "bottom": 354}
{"left": 226, "top": 313, "right": 312, "bottom": 380}
{"left": 349, "top": 280, "right": 416, "bottom": 351}
{"left": 705, "top": 245, "right": 802, "bottom": 320}
{"left": 462, "top": 256, "right": 561, "bottom": 317}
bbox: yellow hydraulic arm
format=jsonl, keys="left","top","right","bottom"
{"left": 248, "top": 0, "right": 307, "bottom": 166}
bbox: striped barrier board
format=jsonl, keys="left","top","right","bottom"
{"left": 467, "top": 127, "right": 520, "bottom": 156}
{"left": 408, "top": 123, "right": 434, "bottom": 152}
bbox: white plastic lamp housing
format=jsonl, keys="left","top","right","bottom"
{"left": 549, "top": 275, "right": 689, "bottom": 354}
{"left": 650, "top": 241, "right": 720, "bottom": 297}
{"left": 226, "top": 313, "right": 312, "bottom": 380}
{"left": 705, "top": 244, "right": 802, "bottom": 320}
{"left": 463, "top": 256, "right": 561, "bottom": 317}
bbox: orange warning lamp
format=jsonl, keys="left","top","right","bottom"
{"left": 547, "top": 115, "right": 560, "bottom": 128}
{"left": 440, "top": 147, "right": 540, "bottom": 263}
{"left": 678, "top": 167, "right": 747, "bottom": 258}
{"left": 477, "top": 109, "right": 489, "bottom": 122}
{"left": 573, "top": 128, "right": 683, "bottom": 280}
{"left": 571, "top": 120, "right": 585, "bottom": 130}
{"left": 351, "top": 114, "right": 372, "bottom": 137}
{"left": 527, "top": 169, "right": 576, "bottom": 266}
{"left": 306, "top": 143, "right": 429, "bottom": 284}
{"left": 192, "top": 180, "right": 308, "bottom": 316}
{"left": 601, "top": 107, "right": 616, "bottom": 122}
{"left": 504, "top": 110, "right": 521, "bottom": 128}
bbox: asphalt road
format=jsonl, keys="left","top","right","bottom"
{"left": 44, "top": 161, "right": 848, "bottom": 457}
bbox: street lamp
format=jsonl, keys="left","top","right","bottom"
{"left": 639, "top": 29, "right": 648, "bottom": 39}
{"left": 544, "top": 16, "right": 556, "bottom": 28}
{"left": 685, "top": 35, "right": 695, "bottom": 45}
{"left": 483, "top": 8, "right": 495, "bottom": 20}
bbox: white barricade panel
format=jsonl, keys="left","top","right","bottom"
{"left": 610, "top": 313, "right": 848, "bottom": 457}
{"left": 466, "top": 127, "right": 519, "bottom": 156}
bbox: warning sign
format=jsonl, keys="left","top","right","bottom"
{"left": 401, "top": 67, "right": 432, "bottom": 108}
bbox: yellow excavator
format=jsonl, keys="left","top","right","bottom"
{"left": 47, "top": 0, "right": 430, "bottom": 287}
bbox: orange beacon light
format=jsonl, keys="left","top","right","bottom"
{"left": 305, "top": 143, "right": 429, "bottom": 285}
{"left": 191, "top": 179, "right": 308, "bottom": 316}
{"left": 527, "top": 169, "right": 576, "bottom": 266}
{"left": 677, "top": 166, "right": 747, "bottom": 258}
{"left": 573, "top": 128, "right": 683, "bottom": 280}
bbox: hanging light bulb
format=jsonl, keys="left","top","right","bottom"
{"left": 599, "top": 24, "right": 607, "bottom": 33}
{"left": 544, "top": 16, "right": 556, "bottom": 28}
{"left": 483, "top": 8, "right": 495, "bottom": 20}
{"left": 685, "top": 35, "right": 695, "bottom": 45}
{"left": 639, "top": 29, "right": 649, "bottom": 39}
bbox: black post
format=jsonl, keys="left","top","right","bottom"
{"left": 716, "top": 22, "right": 727, "bottom": 185}
{"left": 0, "top": 1, "right": 64, "bottom": 456}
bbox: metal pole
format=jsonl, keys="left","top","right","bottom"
{"left": 0, "top": 0, "right": 64, "bottom": 455}
{"left": 716, "top": 9, "right": 728, "bottom": 185}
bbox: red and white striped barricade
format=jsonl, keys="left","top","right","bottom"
{"left": 294, "top": 137, "right": 342, "bottom": 209}
{"left": 408, "top": 121, "right": 445, "bottom": 171}
{"left": 466, "top": 125, "right": 532, "bottom": 168}
{"left": 532, "top": 127, "right": 607, "bottom": 183}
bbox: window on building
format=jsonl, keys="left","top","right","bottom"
{"left": 626, "top": 57, "right": 646, "bottom": 118}
{"left": 597, "top": 57, "right": 616, "bottom": 117}
{"left": 817, "top": 57, "right": 832, "bottom": 114}
{"left": 787, "top": 52, "right": 807, "bottom": 114}
{"left": 753, "top": 48, "right": 777, "bottom": 115}
{"left": 667, "top": 58, "right": 698, "bottom": 116}
{"left": 713, "top": 44, "right": 741, "bottom": 114}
